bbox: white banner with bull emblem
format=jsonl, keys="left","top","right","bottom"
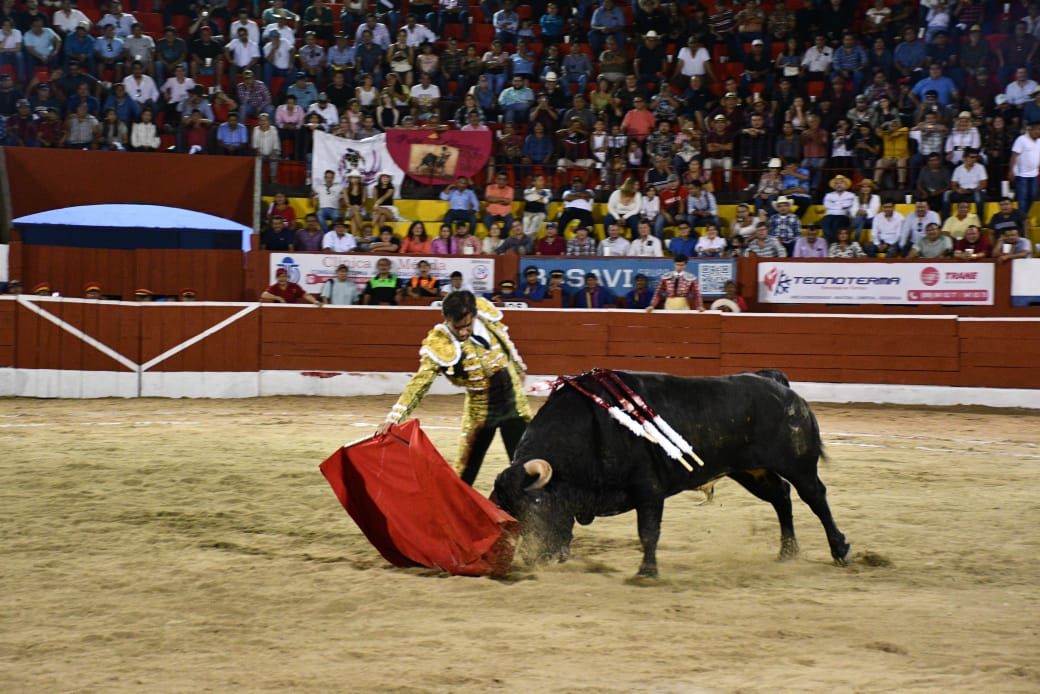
{"left": 311, "top": 131, "right": 406, "bottom": 191}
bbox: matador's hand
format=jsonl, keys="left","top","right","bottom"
{"left": 375, "top": 421, "right": 392, "bottom": 438}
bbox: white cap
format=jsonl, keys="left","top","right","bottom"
{"left": 544, "top": 71, "right": 558, "bottom": 81}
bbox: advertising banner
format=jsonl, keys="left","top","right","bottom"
{"left": 385, "top": 129, "right": 493, "bottom": 185}
{"left": 758, "top": 262, "right": 995, "bottom": 305}
{"left": 269, "top": 254, "right": 495, "bottom": 295}
{"left": 311, "top": 131, "right": 405, "bottom": 191}
{"left": 522, "top": 257, "right": 735, "bottom": 299}
{"left": 1011, "top": 258, "right": 1040, "bottom": 306}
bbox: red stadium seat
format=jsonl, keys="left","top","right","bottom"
{"left": 276, "top": 161, "right": 307, "bottom": 185}
{"left": 137, "top": 12, "right": 164, "bottom": 38}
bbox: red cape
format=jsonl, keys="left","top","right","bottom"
{"left": 319, "top": 420, "right": 519, "bottom": 577}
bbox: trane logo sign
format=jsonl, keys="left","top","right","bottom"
{"left": 945, "top": 272, "right": 978, "bottom": 280}
{"left": 790, "top": 276, "right": 901, "bottom": 286}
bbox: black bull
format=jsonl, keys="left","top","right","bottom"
{"left": 492, "top": 370, "right": 850, "bottom": 577}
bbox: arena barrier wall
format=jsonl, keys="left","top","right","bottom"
{"left": 3, "top": 147, "right": 256, "bottom": 227}
{"left": 2, "top": 295, "right": 1039, "bottom": 408}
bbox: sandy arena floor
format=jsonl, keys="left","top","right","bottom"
{"left": 1, "top": 395, "right": 1038, "bottom": 693}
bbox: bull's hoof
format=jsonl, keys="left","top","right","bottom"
{"left": 779, "top": 537, "right": 800, "bottom": 561}
{"left": 637, "top": 564, "right": 659, "bottom": 579}
{"left": 833, "top": 543, "right": 851, "bottom": 567}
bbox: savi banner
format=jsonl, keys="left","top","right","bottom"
{"left": 312, "top": 131, "right": 405, "bottom": 191}
{"left": 523, "top": 257, "right": 735, "bottom": 299}
{"left": 758, "top": 261, "right": 995, "bottom": 305}
{"left": 385, "top": 129, "right": 493, "bottom": 185}
{"left": 269, "top": 254, "right": 495, "bottom": 295}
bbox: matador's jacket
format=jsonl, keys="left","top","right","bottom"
{"left": 384, "top": 298, "right": 533, "bottom": 473}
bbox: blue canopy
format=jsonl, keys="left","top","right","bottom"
{"left": 13, "top": 204, "right": 253, "bottom": 251}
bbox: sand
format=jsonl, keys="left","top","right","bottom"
{"left": 1, "top": 395, "right": 1038, "bottom": 693}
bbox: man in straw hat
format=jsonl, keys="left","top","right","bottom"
{"left": 820, "top": 174, "right": 856, "bottom": 243}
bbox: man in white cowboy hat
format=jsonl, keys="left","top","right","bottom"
{"left": 768, "top": 195, "right": 802, "bottom": 255}
{"left": 820, "top": 174, "right": 856, "bottom": 243}
{"left": 634, "top": 30, "right": 667, "bottom": 93}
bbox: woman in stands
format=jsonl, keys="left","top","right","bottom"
{"left": 383, "top": 73, "right": 411, "bottom": 110}
{"left": 344, "top": 172, "right": 367, "bottom": 232}
{"left": 588, "top": 77, "right": 613, "bottom": 115}
{"left": 386, "top": 29, "right": 415, "bottom": 87}
{"left": 268, "top": 192, "right": 297, "bottom": 229}
{"left": 371, "top": 173, "right": 401, "bottom": 229}
{"left": 849, "top": 179, "right": 880, "bottom": 244}
{"left": 482, "top": 223, "right": 505, "bottom": 255}
{"left": 730, "top": 203, "right": 758, "bottom": 241}
{"left": 400, "top": 222, "right": 433, "bottom": 255}
{"left": 774, "top": 37, "right": 803, "bottom": 91}
{"left": 99, "top": 108, "right": 128, "bottom": 150}
{"left": 376, "top": 91, "right": 401, "bottom": 130}
{"left": 130, "top": 108, "right": 160, "bottom": 152}
{"left": 605, "top": 177, "right": 644, "bottom": 238}
{"left": 431, "top": 224, "right": 456, "bottom": 255}
{"left": 355, "top": 73, "right": 378, "bottom": 112}
{"left": 683, "top": 158, "right": 712, "bottom": 193}
{"left": 829, "top": 227, "right": 867, "bottom": 258}
{"left": 453, "top": 93, "right": 484, "bottom": 129}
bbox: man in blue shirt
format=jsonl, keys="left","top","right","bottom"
{"left": 893, "top": 27, "right": 927, "bottom": 82}
{"left": 23, "top": 16, "right": 61, "bottom": 74}
{"left": 94, "top": 24, "right": 125, "bottom": 82}
{"left": 589, "top": 0, "right": 625, "bottom": 56}
{"left": 831, "top": 33, "right": 869, "bottom": 94}
{"left": 668, "top": 222, "right": 699, "bottom": 257}
{"left": 216, "top": 111, "right": 250, "bottom": 155}
{"left": 285, "top": 72, "right": 318, "bottom": 110}
{"left": 497, "top": 74, "right": 533, "bottom": 124}
{"left": 63, "top": 23, "right": 95, "bottom": 74}
{"left": 910, "top": 63, "right": 959, "bottom": 107}
{"left": 492, "top": 0, "right": 519, "bottom": 46}
{"left": 440, "top": 176, "right": 480, "bottom": 229}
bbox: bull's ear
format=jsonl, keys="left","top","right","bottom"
{"left": 523, "top": 459, "right": 553, "bottom": 491}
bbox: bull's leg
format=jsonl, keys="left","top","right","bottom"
{"left": 728, "top": 470, "right": 799, "bottom": 560}
{"left": 635, "top": 499, "right": 664, "bottom": 578}
{"left": 788, "top": 473, "right": 850, "bottom": 565}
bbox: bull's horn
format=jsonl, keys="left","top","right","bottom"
{"left": 523, "top": 459, "right": 553, "bottom": 491}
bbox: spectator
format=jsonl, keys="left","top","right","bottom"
{"left": 94, "top": 23, "right": 125, "bottom": 82}
{"left": 989, "top": 197, "right": 1028, "bottom": 239}
{"left": 452, "top": 221, "right": 482, "bottom": 255}
{"left": 604, "top": 177, "right": 642, "bottom": 238}
{"left": 624, "top": 274, "right": 653, "bottom": 310}
{"left": 322, "top": 219, "right": 358, "bottom": 253}
{"left": 745, "top": 222, "right": 787, "bottom": 257}
{"left": 483, "top": 222, "right": 505, "bottom": 254}
{"left": 398, "top": 222, "right": 432, "bottom": 255}
{"left": 498, "top": 75, "right": 533, "bottom": 125}
{"left": 590, "top": 0, "right": 626, "bottom": 55}
{"left": 875, "top": 116, "right": 910, "bottom": 190}
{"left": 621, "top": 94, "right": 655, "bottom": 143}
{"left": 849, "top": 179, "right": 881, "bottom": 243}
{"left": 799, "top": 113, "right": 829, "bottom": 196}
{"left": 261, "top": 215, "right": 294, "bottom": 251}
{"left": 98, "top": 107, "right": 127, "bottom": 150}
{"left": 911, "top": 63, "right": 959, "bottom": 109}
{"left": 189, "top": 26, "right": 224, "bottom": 88}
{"left": 343, "top": 172, "right": 367, "bottom": 232}
{"left": 1009, "top": 121, "right": 1040, "bottom": 214}
{"left": 62, "top": 24, "right": 93, "bottom": 75}
{"left": 129, "top": 108, "right": 159, "bottom": 151}
{"left": 599, "top": 222, "right": 632, "bottom": 256}
{"left": 53, "top": 0, "right": 92, "bottom": 35}
{"left": 915, "top": 152, "right": 952, "bottom": 214}
{"left": 262, "top": 268, "right": 322, "bottom": 305}
{"left": 946, "top": 148, "right": 988, "bottom": 217}
{"left": 655, "top": 175, "right": 687, "bottom": 238}
{"left": 180, "top": 107, "right": 211, "bottom": 153}
{"left": 521, "top": 174, "right": 551, "bottom": 241}
{"left": 694, "top": 224, "right": 726, "bottom": 258}
{"left": 483, "top": 172, "right": 515, "bottom": 232}
{"left": 216, "top": 111, "right": 249, "bottom": 155}
{"left": 495, "top": 220, "right": 532, "bottom": 255}
{"left": 155, "top": 27, "right": 188, "bottom": 86}
{"left": 367, "top": 225, "right": 401, "bottom": 254}
{"left": 430, "top": 224, "right": 456, "bottom": 254}
{"left": 536, "top": 222, "right": 566, "bottom": 255}
{"left": 24, "top": 16, "right": 61, "bottom": 77}
{"left": 362, "top": 257, "right": 402, "bottom": 305}
{"left": 901, "top": 199, "right": 943, "bottom": 252}
{"left": 646, "top": 253, "right": 702, "bottom": 312}
{"left": 953, "top": 225, "right": 993, "bottom": 260}
{"left": 371, "top": 173, "right": 401, "bottom": 229}
{"left": 481, "top": 40, "right": 511, "bottom": 94}
{"left": 440, "top": 176, "right": 480, "bottom": 229}
{"left": 405, "top": 259, "right": 441, "bottom": 298}
{"left": 778, "top": 157, "right": 812, "bottom": 215}
{"left": 629, "top": 220, "right": 664, "bottom": 257}
{"left": 946, "top": 112, "right": 982, "bottom": 166}
{"left": 64, "top": 101, "right": 98, "bottom": 148}
{"left": 566, "top": 226, "right": 597, "bottom": 256}
{"left": 829, "top": 227, "right": 867, "bottom": 258}
{"left": 294, "top": 214, "right": 324, "bottom": 252}
{"left": 752, "top": 162, "right": 783, "bottom": 217}
{"left": 571, "top": 272, "right": 615, "bottom": 308}
{"left": 668, "top": 221, "right": 698, "bottom": 258}
{"left": 769, "top": 196, "right": 802, "bottom": 253}
{"left": 704, "top": 114, "right": 735, "bottom": 187}
{"left": 993, "top": 227, "right": 1032, "bottom": 263}
{"left": 942, "top": 201, "right": 982, "bottom": 239}
{"left": 908, "top": 222, "right": 953, "bottom": 258}
{"left": 639, "top": 186, "right": 661, "bottom": 234}
{"left": 801, "top": 34, "right": 833, "bottom": 83}
{"left": 793, "top": 224, "right": 829, "bottom": 258}
{"left": 892, "top": 27, "right": 927, "bottom": 82}
{"left": 868, "top": 199, "right": 906, "bottom": 258}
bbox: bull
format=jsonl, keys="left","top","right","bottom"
{"left": 492, "top": 370, "right": 850, "bottom": 577}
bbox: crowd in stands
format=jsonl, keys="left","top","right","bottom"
{"left": 3, "top": 0, "right": 1039, "bottom": 267}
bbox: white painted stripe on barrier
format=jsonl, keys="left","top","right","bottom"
{"left": 18, "top": 296, "right": 138, "bottom": 372}
{"left": 140, "top": 304, "right": 258, "bottom": 372}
